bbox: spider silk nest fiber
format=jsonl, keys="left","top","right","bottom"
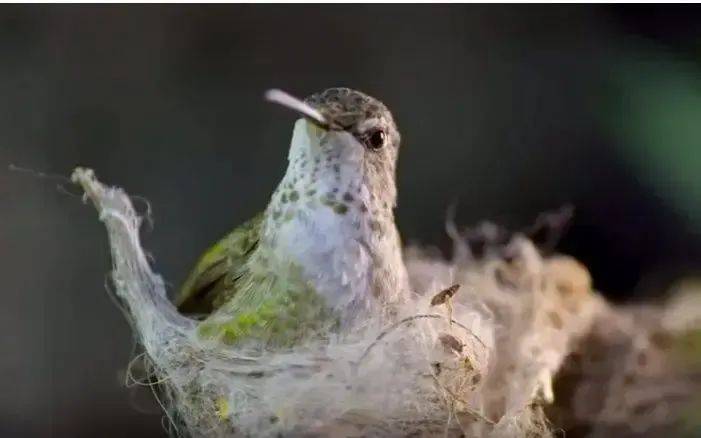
{"left": 71, "top": 168, "right": 701, "bottom": 438}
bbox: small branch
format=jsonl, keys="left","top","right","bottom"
{"left": 356, "top": 313, "right": 487, "bottom": 365}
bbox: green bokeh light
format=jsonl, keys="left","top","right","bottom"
{"left": 605, "top": 50, "right": 701, "bottom": 231}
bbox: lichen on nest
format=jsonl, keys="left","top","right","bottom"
{"left": 71, "top": 168, "right": 701, "bottom": 437}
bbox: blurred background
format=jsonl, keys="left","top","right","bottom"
{"left": 1, "top": 5, "right": 700, "bottom": 437}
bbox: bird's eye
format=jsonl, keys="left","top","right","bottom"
{"left": 365, "top": 129, "right": 386, "bottom": 150}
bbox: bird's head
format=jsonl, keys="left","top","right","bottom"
{"left": 266, "top": 88, "right": 401, "bottom": 214}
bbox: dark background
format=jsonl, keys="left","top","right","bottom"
{"left": 1, "top": 5, "right": 700, "bottom": 437}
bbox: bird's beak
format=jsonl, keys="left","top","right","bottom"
{"left": 264, "top": 89, "right": 330, "bottom": 129}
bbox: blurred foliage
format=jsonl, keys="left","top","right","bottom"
{"left": 675, "top": 327, "right": 701, "bottom": 435}
{"left": 605, "top": 48, "right": 701, "bottom": 231}
{"left": 676, "top": 329, "right": 701, "bottom": 367}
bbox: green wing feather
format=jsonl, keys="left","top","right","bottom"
{"left": 175, "top": 213, "right": 264, "bottom": 315}
{"left": 177, "top": 212, "right": 337, "bottom": 346}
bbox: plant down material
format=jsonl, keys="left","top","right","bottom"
{"left": 71, "top": 168, "right": 701, "bottom": 438}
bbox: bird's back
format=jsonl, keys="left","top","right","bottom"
{"left": 175, "top": 213, "right": 263, "bottom": 316}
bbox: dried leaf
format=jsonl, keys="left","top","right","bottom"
{"left": 438, "top": 332, "right": 464, "bottom": 354}
{"left": 431, "top": 284, "right": 460, "bottom": 306}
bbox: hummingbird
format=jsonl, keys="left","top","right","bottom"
{"left": 175, "top": 88, "right": 410, "bottom": 346}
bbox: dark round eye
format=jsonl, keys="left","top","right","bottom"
{"left": 366, "top": 130, "right": 386, "bottom": 150}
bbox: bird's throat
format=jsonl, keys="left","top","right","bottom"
{"left": 261, "top": 181, "right": 406, "bottom": 320}
{"left": 257, "top": 118, "right": 408, "bottom": 320}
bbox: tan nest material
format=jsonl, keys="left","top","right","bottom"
{"left": 72, "top": 168, "right": 701, "bottom": 437}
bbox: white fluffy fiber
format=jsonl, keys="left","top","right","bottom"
{"left": 71, "top": 168, "right": 701, "bottom": 437}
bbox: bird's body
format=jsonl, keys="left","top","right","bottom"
{"left": 176, "top": 88, "right": 409, "bottom": 346}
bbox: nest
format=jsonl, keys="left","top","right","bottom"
{"left": 71, "top": 168, "right": 701, "bottom": 437}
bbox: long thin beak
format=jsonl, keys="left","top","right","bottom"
{"left": 264, "top": 89, "right": 329, "bottom": 128}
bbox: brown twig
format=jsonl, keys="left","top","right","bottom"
{"left": 356, "top": 313, "right": 487, "bottom": 366}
